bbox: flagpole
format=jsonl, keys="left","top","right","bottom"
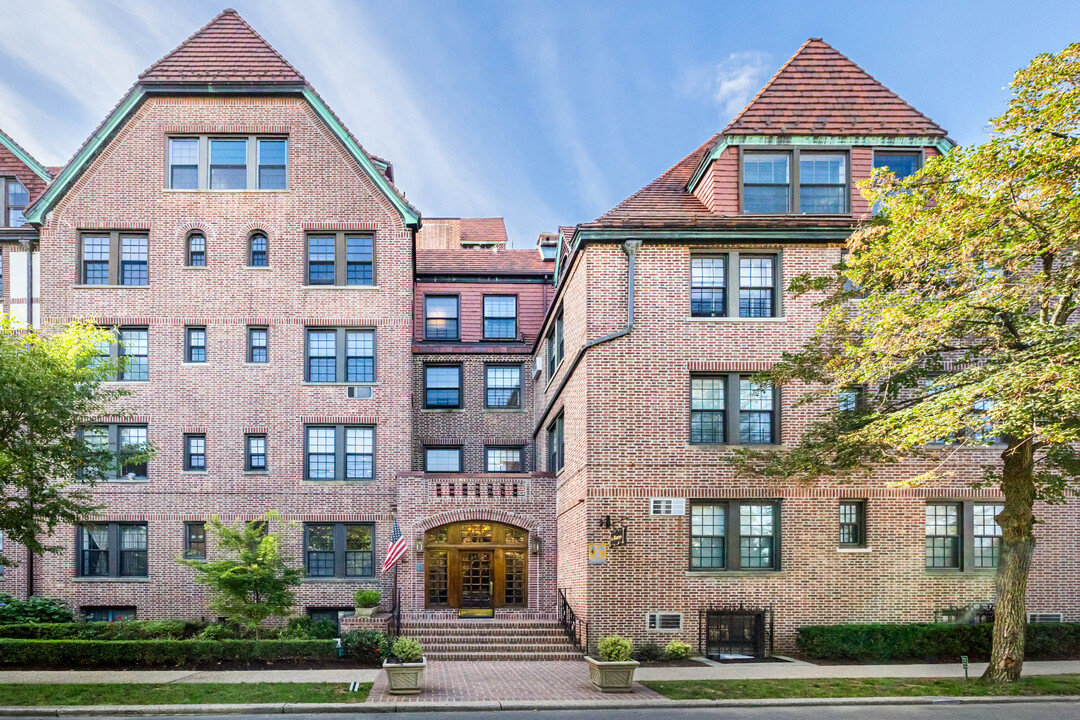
{"left": 392, "top": 513, "right": 400, "bottom": 636}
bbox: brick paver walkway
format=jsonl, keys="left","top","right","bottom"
{"left": 366, "top": 660, "right": 663, "bottom": 702}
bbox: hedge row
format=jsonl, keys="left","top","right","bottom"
{"left": 0, "top": 639, "right": 340, "bottom": 668}
{"left": 0, "top": 621, "right": 205, "bottom": 641}
{"left": 796, "top": 622, "right": 1080, "bottom": 662}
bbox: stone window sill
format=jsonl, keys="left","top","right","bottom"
{"left": 180, "top": 363, "right": 210, "bottom": 367}
{"left": 484, "top": 407, "right": 525, "bottom": 413}
{"left": 183, "top": 266, "right": 209, "bottom": 270}
{"left": 837, "top": 547, "right": 872, "bottom": 553}
{"left": 301, "top": 577, "right": 378, "bottom": 584}
{"left": 302, "top": 382, "right": 379, "bottom": 387}
{"left": 73, "top": 577, "right": 151, "bottom": 583}
{"left": 302, "top": 285, "right": 379, "bottom": 290}
{"left": 244, "top": 363, "right": 271, "bottom": 367}
{"left": 421, "top": 408, "right": 463, "bottom": 413}
{"left": 243, "top": 266, "right": 273, "bottom": 271}
{"left": 100, "top": 478, "right": 150, "bottom": 484}
{"left": 685, "top": 570, "right": 787, "bottom": 578}
{"left": 300, "top": 479, "right": 374, "bottom": 485}
{"left": 163, "top": 189, "right": 290, "bottom": 194}
{"left": 686, "top": 316, "right": 786, "bottom": 323}
{"left": 73, "top": 285, "right": 149, "bottom": 289}
{"left": 243, "top": 470, "right": 270, "bottom": 475}
{"left": 181, "top": 470, "right": 208, "bottom": 475}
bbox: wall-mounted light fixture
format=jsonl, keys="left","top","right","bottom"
{"left": 531, "top": 535, "right": 542, "bottom": 555}
{"left": 414, "top": 536, "right": 425, "bottom": 553}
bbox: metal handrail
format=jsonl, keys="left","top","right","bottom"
{"left": 558, "top": 588, "right": 588, "bottom": 655}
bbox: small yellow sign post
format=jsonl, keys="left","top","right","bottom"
{"left": 588, "top": 542, "right": 608, "bottom": 564}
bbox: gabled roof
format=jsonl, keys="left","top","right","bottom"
{"left": 416, "top": 249, "right": 552, "bottom": 276}
{"left": 139, "top": 9, "right": 304, "bottom": 86}
{"left": 0, "top": 127, "right": 52, "bottom": 230}
{"left": 723, "top": 38, "right": 948, "bottom": 137}
{"left": 0, "top": 127, "right": 53, "bottom": 184}
{"left": 460, "top": 218, "right": 509, "bottom": 245}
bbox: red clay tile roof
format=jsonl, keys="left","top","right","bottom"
{"left": 139, "top": 9, "right": 305, "bottom": 85}
{"left": 459, "top": 218, "right": 509, "bottom": 245}
{"left": 724, "top": 38, "right": 947, "bottom": 137}
{"left": 416, "top": 249, "right": 553, "bottom": 276}
{"left": 0, "top": 127, "right": 52, "bottom": 219}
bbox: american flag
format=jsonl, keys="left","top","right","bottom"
{"left": 382, "top": 516, "right": 408, "bottom": 573}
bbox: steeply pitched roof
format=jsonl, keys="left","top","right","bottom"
{"left": 459, "top": 218, "right": 509, "bottom": 245}
{"left": 139, "top": 8, "right": 304, "bottom": 86}
{"left": 723, "top": 38, "right": 947, "bottom": 137}
{"left": 416, "top": 249, "right": 553, "bottom": 276}
{"left": 0, "top": 128, "right": 52, "bottom": 228}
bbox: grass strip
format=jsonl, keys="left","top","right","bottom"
{"left": 0, "top": 682, "right": 371, "bottom": 706}
{"left": 642, "top": 674, "right": 1080, "bottom": 700}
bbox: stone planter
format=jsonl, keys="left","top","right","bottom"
{"left": 584, "top": 656, "right": 640, "bottom": 693}
{"left": 382, "top": 657, "right": 427, "bottom": 695}
{"left": 354, "top": 606, "right": 378, "bottom": 618}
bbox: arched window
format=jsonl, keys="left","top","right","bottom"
{"left": 187, "top": 233, "right": 206, "bottom": 267}
{"left": 249, "top": 233, "right": 268, "bottom": 267}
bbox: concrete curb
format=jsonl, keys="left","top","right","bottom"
{"left": 1, "top": 695, "right": 1079, "bottom": 715}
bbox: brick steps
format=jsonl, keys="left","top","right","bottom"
{"left": 418, "top": 650, "right": 584, "bottom": 661}
{"left": 400, "top": 619, "right": 581, "bottom": 661}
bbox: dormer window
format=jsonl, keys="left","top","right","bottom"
{"left": 798, "top": 153, "right": 847, "bottom": 213}
{"left": 167, "top": 136, "right": 288, "bottom": 190}
{"left": 742, "top": 153, "right": 791, "bottom": 213}
{"left": 741, "top": 150, "right": 849, "bottom": 215}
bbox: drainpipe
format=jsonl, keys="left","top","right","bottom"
{"left": 533, "top": 239, "right": 641, "bottom": 437}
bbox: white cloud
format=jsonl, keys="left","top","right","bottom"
{"left": 679, "top": 51, "right": 773, "bottom": 122}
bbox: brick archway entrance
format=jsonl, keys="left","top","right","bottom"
{"left": 424, "top": 521, "right": 528, "bottom": 610}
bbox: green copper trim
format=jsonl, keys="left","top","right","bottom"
{"left": 575, "top": 227, "right": 852, "bottom": 243}
{"left": 686, "top": 134, "right": 956, "bottom": 194}
{"left": 302, "top": 88, "right": 419, "bottom": 227}
{"left": 0, "top": 131, "right": 53, "bottom": 184}
{"left": 553, "top": 229, "right": 565, "bottom": 286}
{"left": 24, "top": 87, "right": 146, "bottom": 225}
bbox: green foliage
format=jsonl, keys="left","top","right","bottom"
{"left": 0, "top": 682, "right": 372, "bottom": 707}
{"left": 175, "top": 512, "right": 301, "bottom": 637}
{"left": 664, "top": 640, "right": 693, "bottom": 661}
{"left": 354, "top": 589, "right": 381, "bottom": 609}
{"left": 0, "top": 639, "right": 339, "bottom": 668}
{"left": 797, "top": 623, "right": 1080, "bottom": 662}
{"left": 340, "top": 630, "right": 389, "bottom": 665}
{"left": 0, "top": 318, "right": 152, "bottom": 566}
{"left": 0, "top": 594, "right": 74, "bottom": 624}
{"left": 0, "top": 620, "right": 203, "bottom": 640}
{"left": 633, "top": 641, "right": 663, "bottom": 662}
{"left": 281, "top": 616, "right": 338, "bottom": 640}
{"left": 388, "top": 637, "right": 423, "bottom": 663}
{"left": 196, "top": 624, "right": 239, "bottom": 641}
{"left": 597, "top": 635, "right": 633, "bottom": 662}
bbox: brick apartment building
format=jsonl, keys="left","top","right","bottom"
{"left": 1, "top": 10, "right": 1076, "bottom": 657}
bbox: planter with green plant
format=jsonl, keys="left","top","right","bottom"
{"left": 382, "top": 637, "right": 426, "bottom": 695}
{"left": 353, "top": 589, "right": 381, "bottom": 618}
{"left": 585, "top": 635, "right": 640, "bottom": 692}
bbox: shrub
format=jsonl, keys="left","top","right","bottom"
{"left": 281, "top": 616, "right": 337, "bottom": 640}
{"left": 664, "top": 640, "right": 692, "bottom": 661}
{"left": 389, "top": 637, "right": 423, "bottom": 663}
{"left": 597, "top": 635, "right": 633, "bottom": 662}
{"left": 0, "top": 621, "right": 203, "bottom": 641}
{"left": 354, "top": 589, "right": 381, "bottom": 609}
{"left": 633, "top": 641, "right": 663, "bottom": 662}
{"left": 0, "top": 639, "right": 340, "bottom": 668}
{"left": 197, "top": 624, "right": 239, "bottom": 641}
{"left": 0, "top": 594, "right": 74, "bottom": 625}
{"left": 341, "top": 630, "right": 389, "bottom": 664}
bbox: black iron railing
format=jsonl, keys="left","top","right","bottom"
{"left": 391, "top": 589, "right": 402, "bottom": 637}
{"left": 558, "top": 588, "right": 588, "bottom": 655}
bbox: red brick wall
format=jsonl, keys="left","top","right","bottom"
{"left": 414, "top": 281, "right": 549, "bottom": 345}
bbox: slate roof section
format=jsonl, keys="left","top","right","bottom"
{"left": 140, "top": 8, "right": 305, "bottom": 86}
{"left": 416, "top": 249, "right": 553, "bottom": 276}
{"left": 460, "top": 218, "right": 509, "bottom": 245}
{"left": 723, "top": 38, "right": 948, "bottom": 137}
{"left": 0, "top": 127, "right": 52, "bottom": 229}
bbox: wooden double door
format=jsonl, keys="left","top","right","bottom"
{"left": 425, "top": 522, "right": 528, "bottom": 609}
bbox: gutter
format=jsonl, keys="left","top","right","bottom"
{"left": 533, "top": 239, "right": 641, "bottom": 437}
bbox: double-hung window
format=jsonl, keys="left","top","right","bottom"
{"left": 741, "top": 150, "right": 849, "bottom": 214}
{"left": 424, "top": 365, "right": 461, "bottom": 408}
{"left": 487, "top": 447, "right": 523, "bottom": 473}
{"left": 690, "top": 257, "right": 726, "bottom": 317}
{"left": 185, "top": 327, "right": 206, "bottom": 363}
{"left": 839, "top": 501, "right": 867, "bottom": 547}
{"left": 247, "top": 327, "right": 268, "bottom": 363}
{"left": 546, "top": 311, "right": 564, "bottom": 377}
{"left": 873, "top": 151, "right": 922, "bottom": 180}
{"left": 209, "top": 139, "right": 247, "bottom": 189}
{"left": 548, "top": 413, "right": 564, "bottom": 473}
{"left": 690, "top": 252, "right": 780, "bottom": 318}
{"left": 82, "top": 424, "right": 149, "bottom": 480}
{"left": 485, "top": 364, "right": 522, "bottom": 408}
{"left": 257, "top": 139, "right": 288, "bottom": 189}
{"left": 690, "top": 501, "right": 780, "bottom": 571}
{"left": 925, "top": 503, "right": 961, "bottom": 569}
{"left": 246, "top": 435, "right": 267, "bottom": 471}
{"left": 304, "top": 523, "right": 374, "bottom": 578}
{"left": 168, "top": 139, "right": 199, "bottom": 189}
{"left": 926, "top": 502, "right": 1003, "bottom": 571}
{"left": 305, "top": 425, "right": 374, "bottom": 481}
{"left": 94, "top": 326, "right": 148, "bottom": 381}
{"left": 184, "top": 434, "right": 206, "bottom": 471}
{"left": 305, "top": 233, "right": 374, "bottom": 286}
{"left": 78, "top": 522, "right": 148, "bottom": 578}
{"left": 305, "top": 328, "right": 375, "bottom": 383}
{"left": 4, "top": 178, "right": 29, "bottom": 226}
{"left": 186, "top": 233, "right": 206, "bottom": 267}
{"left": 483, "top": 295, "right": 517, "bottom": 339}
{"left": 424, "top": 296, "right": 459, "bottom": 340}
{"left": 184, "top": 522, "right": 206, "bottom": 560}
{"left": 83, "top": 607, "right": 136, "bottom": 622}
{"left": 424, "top": 447, "right": 462, "bottom": 473}
{"left": 249, "top": 233, "right": 269, "bottom": 267}
{"left": 81, "top": 232, "right": 149, "bottom": 286}
{"left": 690, "top": 374, "right": 778, "bottom": 445}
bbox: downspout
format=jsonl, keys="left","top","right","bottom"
{"left": 533, "top": 239, "right": 641, "bottom": 437}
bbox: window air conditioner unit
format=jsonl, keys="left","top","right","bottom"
{"left": 650, "top": 498, "right": 686, "bottom": 516}
{"left": 347, "top": 386, "right": 372, "bottom": 399}
{"left": 1028, "top": 613, "right": 1063, "bottom": 623}
{"left": 646, "top": 612, "right": 683, "bottom": 631}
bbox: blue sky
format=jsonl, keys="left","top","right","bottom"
{"left": 2, "top": 1, "right": 1077, "bottom": 246}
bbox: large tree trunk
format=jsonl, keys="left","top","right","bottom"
{"left": 982, "top": 438, "right": 1036, "bottom": 683}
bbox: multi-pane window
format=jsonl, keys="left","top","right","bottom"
{"left": 82, "top": 235, "right": 110, "bottom": 284}
{"left": 81, "top": 233, "right": 150, "bottom": 286}
{"left": 837, "top": 386, "right": 864, "bottom": 412}
{"left": 548, "top": 413, "right": 564, "bottom": 473}
{"left": 249, "top": 233, "right": 268, "bottom": 267}
{"left": 184, "top": 434, "right": 206, "bottom": 471}
{"left": 424, "top": 296, "right": 459, "bottom": 340}
{"left": 246, "top": 435, "right": 267, "bottom": 471}
{"left": 304, "top": 425, "right": 374, "bottom": 481}
{"left": 690, "top": 377, "right": 725, "bottom": 444}
{"left": 305, "top": 328, "right": 375, "bottom": 383}
{"left": 742, "top": 150, "right": 849, "bottom": 214}
{"left": 78, "top": 522, "right": 148, "bottom": 578}
{"left": 486, "top": 447, "right": 523, "bottom": 473}
{"left": 739, "top": 378, "right": 775, "bottom": 444}
{"left": 425, "top": 365, "right": 461, "bottom": 408}
{"left": 925, "top": 504, "right": 961, "bottom": 569}
{"left": 187, "top": 233, "right": 206, "bottom": 267}
{"left": 483, "top": 295, "right": 517, "bottom": 339}
{"left": 83, "top": 424, "right": 149, "bottom": 480}
{"left": 690, "top": 257, "right": 726, "bottom": 317}
{"left": 742, "top": 153, "right": 791, "bottom": 213}
{"left": 973, "top": 504, "right": 1003, "bottom": 569}
{"left": 185, "top": 327, "right": 206, "bottom": 363}
{"left": 873, "top": 151, "right": 922, "bottom": 180}
{"left": 425, "top": 447, "right": 462, "bottom": 473}
{"left": 839, "top": 501, "right": 866, "bottom": 547}
{"left": 247, "top": 327, "right": 268, "bottom": 363}
{"left": 168, "top": 138, "right": 199, "bottom": 189}
{"left": 304, "top": 523, "right": 374, "bottom": 578}
{"left": 184, "top": 522, "right": 206, "bottom": 560}
{"left": 83, "top": 607, "right": 136, "bottom": 622}
{"left": 690, "top": 501, "right": 780, "bottom": 571}
{"left": 485, "top": 364, "right": 522, "bottom": 408}
{"left": 209, "top": 139, "right": 247, "bottom": 190}
{"left": 546, "top": 311, "right": 564, "bottom": 377}
{"left": 121, "top": 236, "right": 148, "bottom": 286}
{"left": 257, "top": 139, "right": 288, "bottom": 189}
{"left": 739, "top": 256, "right": 776, "bottom": 318}
{"left": 94, "top": 327, "right": 148, "bottom": 381}
{"left": 306, "top": 233, "right": 375, "bottom": 286}
{"left": 5, "top": 178, "right": 29, "bottom": 226}
{"left": 799, "top": 153, "right": 847, "bottom": 213}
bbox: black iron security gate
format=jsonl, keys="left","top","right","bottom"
{"left": 700, "top": 605, "right": 773, "bottom": 660}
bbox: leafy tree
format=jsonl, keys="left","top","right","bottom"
{"left": 0, "top": 317, "right": 149, "bottom": 569}
{"left": 731, "top": 44, "right": 1080, "bottom": 683}
{"left": 177, "top": 512, "right": 302, "bottom": 637}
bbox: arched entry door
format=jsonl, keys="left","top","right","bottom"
{"left": 425, "top": 522, "right": 528, "bottom": 610}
